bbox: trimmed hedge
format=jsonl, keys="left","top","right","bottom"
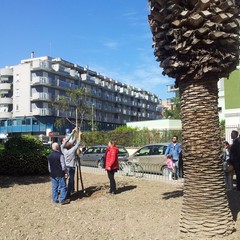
{"left": 82, "top": 128, "right": 182, "bottom": 147}
{"left": 0, "top": 136, "right": 49, "bottom": 176}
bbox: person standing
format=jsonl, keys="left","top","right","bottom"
{"left": 229, "top": 130, "right": 240, "bottom": 191}
{"left": 61, "top": 128, "right": 82, "bottom": 198}
{"left": 48, "top": 142, "right": 70, "bottom": 204}
{"left": 223, "top": 141, "right": 234, "bottom": 190}
{"left": 105, "top": 140, "right": 119, "bottom": 195}
{"left": 164, "top": 136, "right": 182, "bottom": 179}
{"left": 166, "top": 154, "right": 175, "bottom": 180}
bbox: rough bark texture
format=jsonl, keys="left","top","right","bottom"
{"left": 148, "top": 0, "right": 240, "bottom": 238}
{"left": 148, "top": 0, "right": 240, "bottom": 86}
{"left": 179, "top": 78, "right": 234, "bottom": 238}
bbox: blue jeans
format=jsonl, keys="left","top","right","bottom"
{"left": 173, "top": 160, "right": 179, "bottom": 179}
{"left": 67, "top": 167, "right": 75, "bottom": 197}
{"left": 51, "top": 177, "right": 67, "bottom": 203}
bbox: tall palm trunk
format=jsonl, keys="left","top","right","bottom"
{"left": 148, "top": 0, "right": 240, "bottom": 237}
{"left": 179, "top": 78, "right": 234, "bottom": 237}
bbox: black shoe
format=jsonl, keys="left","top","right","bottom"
{"left": 106, "top": 191, "right": 116, "bottom": 195}
{"left": 61, "top": 199, "right": 70, "bottom": 205}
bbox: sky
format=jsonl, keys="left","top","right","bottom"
{"left": 0, "top": 0, "right": 174, "bottom": 100}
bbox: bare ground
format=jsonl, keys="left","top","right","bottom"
{"left": 0, "top": 172, "right": 240, "bottom": 240}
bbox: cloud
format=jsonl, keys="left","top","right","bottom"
{"left": 102, "top": 40, "right": 118, "bottom": 50}
{"left": 122, "top": 11, "right": 138, "bottom": 17}
{"left": 90, "top": 61, "right": 174, "bottom": 99}
{"left": 122, "top": 10, "right": 147, "bottom": 27}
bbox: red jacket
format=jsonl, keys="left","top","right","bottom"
{"left": 105, "top": 146, "right": 119, "bottom": 170}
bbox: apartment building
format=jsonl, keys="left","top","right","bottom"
{"left": 0, "top": 55, "right": 160, "bottom": 137}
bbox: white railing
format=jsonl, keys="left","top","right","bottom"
{"left": 79, "top": 165, "right": 184, "bottom": 184}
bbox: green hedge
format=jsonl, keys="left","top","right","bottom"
{"left": 0, "top": 129, "right": 182, "bottom": 176}
{"left": 0, "top": 135, "right": 49, "bottom": 176}
{"left": 81, "top": 127, "right": 182, "bottom": 147}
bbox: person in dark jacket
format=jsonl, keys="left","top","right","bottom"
{"left": 105, "top": 140, "right": 119, "bottom": 195}
{"left": 48, "top": 142, "right": 70, "bottom": 204}
{"left": 230, "top": 130, "right": 240, "bottom": 191}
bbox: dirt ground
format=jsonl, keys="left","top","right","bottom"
{"left": 0, "top": 172, "right": 240, "bottom": 240}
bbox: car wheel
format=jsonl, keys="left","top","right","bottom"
{"left": 161, "top": 165, "right": 168, "bottom": 177}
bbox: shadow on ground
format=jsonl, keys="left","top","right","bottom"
{"left": 70, "top": 184, "right": 137, "bottom": 201}
{"left": 162, "top": 190, "right": 183, "bottom": 200}
{"left": 227, "top": 190, "right": 240, "bottom": 221}
{"left": 0, "top": 175, "right": 50, "bottom": 188}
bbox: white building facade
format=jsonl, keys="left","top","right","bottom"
{"left": 0, "top": 55, "right": 160, "bottom": 136}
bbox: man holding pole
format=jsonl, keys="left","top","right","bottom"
{"left": 61, "top": 128, "right": 82, "bottom": 198}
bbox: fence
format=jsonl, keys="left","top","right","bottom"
{"left": 79, "top": 165, "right": 184, "bottom": 185}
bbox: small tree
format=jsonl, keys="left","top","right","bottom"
{"left": 51, "top": 88, "right": 92, "bottom": 130}
{"left": 163, "top": 97, "right": 181, "bottom": 119}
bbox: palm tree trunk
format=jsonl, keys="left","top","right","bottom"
{"left": 179, "top": 78, "right": 234, "bottom": 238}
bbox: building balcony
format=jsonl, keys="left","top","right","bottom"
{"left": 32, "top": 76, "right": 52, "bottom": 85}
{"left": 31, "top": 92, "right": 53, "bottom": 101}
{"left": 0, "top": 97, "right": 12, "bottom": 104}
{"left": 54, "top": 110, "right": 76, "bottom": 118}
{"left": 31, "top": 60, "right": 52, "bottom": 70}
{"left": 0, "top": 112, "right": 12, "bottom": 118}
{"left": 0, "top": 68, "right": 13, "bottom": 76}
{"left": 0, "top": 83, "right": 11, "bottom": 91}
{"left": 54, "top": 80, "right": 79, "bottom": 90}
{"left": 167, "top": 85, "right": 178, "bottom": 93}
{"left": 32, "top": 108, "right": 54, "bottom": 116}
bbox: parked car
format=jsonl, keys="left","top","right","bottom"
{"left": 79, "top": 145, "right": 129, "bottom": 168}
{"left": 127, "top": 143, "right": 169, "bottom": 176}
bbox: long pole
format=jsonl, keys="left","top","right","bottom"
{"left": 76, "top": 108, "right": 85, "bottom": 194}
{"left": 76, "top": 108, "right": 79, "bottom": 192}
{"left": 92, "top": 104, "right": 94, "bottom": 132}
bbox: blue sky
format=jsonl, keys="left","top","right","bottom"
{"left": 0, "top": 0, "right": 174, "bottom": 100}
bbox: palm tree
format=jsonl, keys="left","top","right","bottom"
{"left": 148, "top": 0, "right": 240, "bottom": 238}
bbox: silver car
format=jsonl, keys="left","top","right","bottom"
{"left": 79, "top": 145, "right": 129, "bottom": 168}
{"left": 127, "top": 143, "right": 169, "bottom": 176}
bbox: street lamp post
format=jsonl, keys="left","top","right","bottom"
{"left": 91, "top": 104, "right": 94, "bottom": 131}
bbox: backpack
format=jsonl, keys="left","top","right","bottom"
{"left": 100, "top": 155, "right": 106, "bottom": 168}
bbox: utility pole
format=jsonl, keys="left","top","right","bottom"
{"left": 91, "top": 103, "right": 94, "bottom": 131}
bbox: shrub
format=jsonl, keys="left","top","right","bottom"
{"left": 0, "top": 136, "right": 49, "bottom": 176}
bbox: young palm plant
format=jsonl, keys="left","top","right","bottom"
{"left": 148, "top": 0, "right": 240, "bottom": 238}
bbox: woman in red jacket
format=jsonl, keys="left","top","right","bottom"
{"left": 105, "top": 140, "right": 119, "bottom": 194}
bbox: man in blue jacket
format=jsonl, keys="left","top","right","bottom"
{"left": 164, "top": 136, "right": 182, "bottom": 179}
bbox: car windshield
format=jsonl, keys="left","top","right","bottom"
{"left": 152, "top": 145, "right": 167, "bottom": 155}
{"left": 136, "top": 146, "right": 152, "bottom": 156}
{"left": 118, "top": 147, "right": 127, "bottom": 154}
{"left": 84, "top": 147, "right": 101, "bottom": 154}
{"left": 84, "top": 145, "right": 127, "bottom": 155}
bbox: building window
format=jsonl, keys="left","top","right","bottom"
{"left": 7, "top": 120, "right": 12, "bottom": 126}
{"left": 16, "top": 74, "right": 20, "bottom": 82}
{"left": 16, "top": 104, "right": 19, "bottom": 111}
{"left": 26, "top": 119, "right": 31, "bottom": 125}
{"left": 16, "top": 89, "right": 20, "bottom": 97}
{"left": 0, "top": 120, "right": 6, "bottom": 126}
{"left": 167, "top": 98, "right": 172, "bottom": 105}
{"left": 33, "top": 119, "right": 38, "bottom": 125}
